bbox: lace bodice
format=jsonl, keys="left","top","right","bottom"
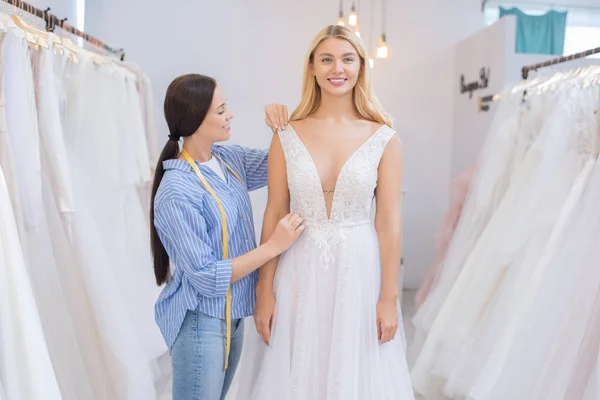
{"left": 278, "top": 124, "right": 396, "bottom": 227}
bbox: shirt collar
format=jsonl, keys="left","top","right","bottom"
{"left": 162, "top": 145, "right": 225, "bottom": 172}
{"left": 162, "top": 159, "right": 193, "bottom": 172}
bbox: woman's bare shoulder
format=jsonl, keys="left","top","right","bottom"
{"left": 358, "top": 119, "right": 388, "bottom": 133}
{"left": 288, "top": 117, "right": 320, "bottom": 135}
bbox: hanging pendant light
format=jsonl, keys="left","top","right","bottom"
{"left": 349, "top": 3, "right": 358, "bottom": 26}
{"left": 376, "top": 33, "right": 389, "bottom": 59}
{"left": 366, "top": 0, "right": 375, "bottom": 69}
{"left": 354, "top": 22, "right": 361, "bottom": 38}
{"left": 376, "top": 0, "right": 389, "bottom": 59}
{"left": 336, "top": 0, "right": 345, "bottom": 26}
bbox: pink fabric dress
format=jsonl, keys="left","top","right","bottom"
{"left": 415, "top": 165, "right": 476, "bottom": 308}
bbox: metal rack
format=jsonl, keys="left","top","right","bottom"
{"left": 521, "top": 46, "right": 600, "bottom": 79}
{"left": 2, "top": 0, "right": 124, "bottom": 59}
{"left": 478, "top": 46, "right": 600, "bottom": 111}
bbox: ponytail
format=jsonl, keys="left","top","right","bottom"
{"left": 150, "top": 140, "right": 180, "bottom": 285}
{"left": 150, "top": 73, "right": 217, "bottom": 285}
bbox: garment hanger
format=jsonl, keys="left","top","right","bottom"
{"left": 41, "top": 10, "right": 65, "bottom": 55}
{"left": 9, "top": 3, "right": 49, "bottom": 49}
{"left": 540, "top": 59, "right": 600, "bottom": 93}
{"left": 548, "top": 64, "right": 597, "bottom": 93}
{"left": 581, "top": 65, "right": 600, "bottom": 88}
{"left": 60, "top": 37, "right": 82, "bottom": 63}
{"left": 532, "top": 69, "right": 573, "bottom": 95}
{"left": 511, "top": 72, "right": 554, "bottom": 96}
{"left": 59, "top": 22, "right": 106, "bottom": 66}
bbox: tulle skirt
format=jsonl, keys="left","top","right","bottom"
{"left": 234, "top": 223, "right": 415, "bottom": 400}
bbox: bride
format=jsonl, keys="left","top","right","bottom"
{"left": 234, "top": 25, "right": 414, "bottom": 399}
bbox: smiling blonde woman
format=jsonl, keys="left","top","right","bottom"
{"left": 235, "top": 25, "right": 415, "bottom": 400}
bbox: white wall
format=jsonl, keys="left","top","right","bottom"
{"left": 369, "top": 0, "right": 483, "bottom": 287}
{"left": 451, "top": 16, "right": 522, "bottom": 178}
{"left": 84, "top": 0, "right": 484, "bottom": 288}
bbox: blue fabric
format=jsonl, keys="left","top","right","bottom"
{"left": 500, "top": 7, "right": 567, "bottom": 55}
{"left": 154, "top": 144, "right": 268, "bottom": 348}
{"left": 170, "top": 310, "right": 244, "bottom": 400}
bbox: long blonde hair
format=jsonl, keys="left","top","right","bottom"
{"left": 290, "top": 25, "right": 393, "bottom": 127}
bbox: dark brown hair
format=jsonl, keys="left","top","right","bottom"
{"left": 150, "top": 74, "right": 217, "bottom": 285}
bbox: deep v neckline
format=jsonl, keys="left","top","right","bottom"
{"left": 287, "top": 123, "right": 386, "bottom": 220}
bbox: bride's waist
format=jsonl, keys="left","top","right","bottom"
{"left": 303, "top": 219, "right": 372, "bottom": 230}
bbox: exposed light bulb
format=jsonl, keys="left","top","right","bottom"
{"left": 336, "top": 11, "right": 345, "bottom": 26}
{"left": 376, "top": 34, "right": 389, "bottom": 59}
{"left": 354, "top": 22, "right": 360, "bottom": 38}
{"left": 349, "top": 5, "right": 358, "bottom": 26}
{"left": 376, "top": 45, "right": 388, "bottom": 59}
{"left": 369, "top": 58, "right": 375, "bottom": 69}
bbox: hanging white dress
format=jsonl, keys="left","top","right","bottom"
{"left": 445, "top": 83, "right": 600, "bottom": 400}
{"left": 562, "top": 287, "right": 600, "bottom": 400}
{"left": 34, "top": 38, "right": 116, "bottom": 400}
{"left": 113, "top": 64, "right": 166, "bottom": 363}
{"left": 0, "top": 29, "right": 25, "bottom": 249}
{"left": 120, "top": 61, "right": 159, "bottom": 167}
{"left": 486, "top": 157, "right": 600, "bottom": 400}
{"left": 235, "top": 125, "right": 415, "bottom": 400}
{"left": 481, "top": 82, "right": 600, "bottom": 399}
{"left": 2, "top": 21, "right": 98, "bottom": 400}
{"left": 0, "top": 16, "right": 41, "bottom": 256}
{"left": 62, "top": 52, "right": 158, "bottom": 399}
{"left": 410, "top": 87, "right": 579, "bottom": 398}
{"left": 582, "top": 365, "right": 600, "bottom": 400}
{"left": 0, "top": 163, "right": 62, "bottom": 400}
{"left": 409, "top": 90, "right": 536, "bottom": 367}
{"left": 119, "top": 61, "right": 159, "bottom": 217}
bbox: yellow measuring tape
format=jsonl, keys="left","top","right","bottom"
{"left": 181, "top": 148, "right": 242, "bottom": 370}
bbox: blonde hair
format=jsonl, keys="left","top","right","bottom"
{"left": 290, "top": 25, "right": 393, "bottom": 127}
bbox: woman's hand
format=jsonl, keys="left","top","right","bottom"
{"left": 376, "top": 298, "right": 399, "bottom": 345}
{"left": 265, "top": 104, "right": 289, "bottom": 131}
{"left": 254, "top": 289, "right": 276, "bottom": 345}
{"left": 266, "top": 213, "right": 304, "bottom": 255}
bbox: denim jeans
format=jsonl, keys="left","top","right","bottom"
{"left": 171, "top": 309, "right": 244, "bottom": 400}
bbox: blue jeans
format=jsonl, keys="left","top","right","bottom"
{"left": 171, "top": 309, "right": 244, "bottom": 400}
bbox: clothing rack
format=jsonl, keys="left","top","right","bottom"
{"left": 2, "top": 0, "right": 125, "bottom": 59}
{"left": 521, "top": 46, "right": 600, "bottom": 80}
{"left": 478, "top": 93, "right": 500, "bottom": 112}
{"left": 478, "top": 46, "right": 600, "bottom": 111}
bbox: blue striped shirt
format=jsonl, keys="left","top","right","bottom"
{"left": 153, "top": 145, "right": 268, "bottom": 348}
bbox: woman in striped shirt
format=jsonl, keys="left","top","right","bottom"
{"left": 150, "top": 73, "right": 303, "bottom": 400}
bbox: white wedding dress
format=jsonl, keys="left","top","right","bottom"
{"left": 0, "top": 166, "right": 62, "bottom": 400}
{"left": 409, "top": 90, "right": 531, "bottom": 363}
{"left": 438, "top": 85, "right": 599, "bottom": 399}
{"left": 411, "top": 83, "right": 600, "bottom": 400}
{"left": 234, "top": 125, "right": 415, "bottom": 400}
{"left": 62, "top": 52, "right": 159, "bottom": 399}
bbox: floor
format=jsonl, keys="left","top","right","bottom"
{"left": 157, "top": 289, "right": 418, "bottom": 400}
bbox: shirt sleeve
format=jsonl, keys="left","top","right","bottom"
{"left": 235, "top": 146, "right": 268, "bottom": 191}
{"left": 154, "top": 199, "right": 232, "bottom": 298}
